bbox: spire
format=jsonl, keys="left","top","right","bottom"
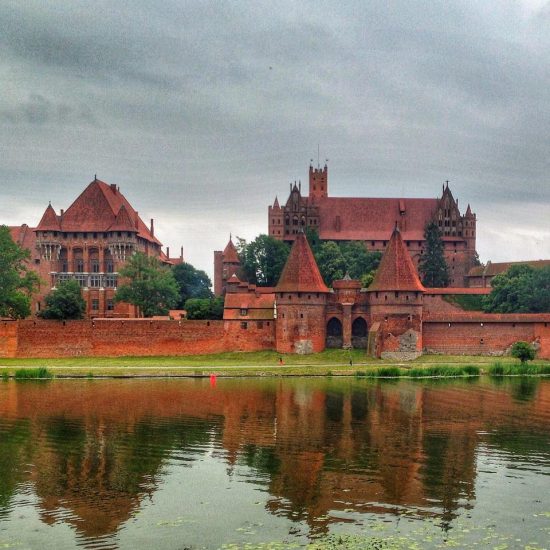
{"left": 465, "top": 204, "right": 473, "bottom": 218}
{"left": 36, "top": 203, "right": 60, "bottom": 231}
{"left": 275, "top": 232, "right": 329, "bottom": 293}
{"left": 223, "top": 236, "right": 240, "bottom": 264}
{"left": 273, "top": 196, "right": 280, "bottom": 209}
{"left": 368, "top": 226, "right": 425, "bottom": 292}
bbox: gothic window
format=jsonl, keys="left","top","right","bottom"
{"left": 107, "top": 299, "right": 114, "bottom": 311}
{"left": 293, "top": 216, "right": 298, "bottom": 226}
{"left": 90, "top": 275, "right": 101, "bottom": 288}
{"left": 91, "top": 299, "right": 99, "bottom": 311}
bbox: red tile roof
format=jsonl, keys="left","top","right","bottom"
{"left": 275, "top": 232, "right": 329, "bottom": 293}
{"left": 39, "top": 179, "right": 161, "bottom": 245}
{"left": 109, "top": 204, "right": 137, "bottom": 232}
{"left": 223, "top": 237, "right": 240, "bottom": 263}
{"left": 316, "top": 197, "right": 438, "bottom": 241}
{"left": 36, "top": 204, "right": 61, "bottom": 231}
{"left": 424, "top": 287, "right": 490, "bottom": 295}
{"left": 368, "top": 227, "right": 425, "bottom": 292}
{"left": 8, "top": 224, "right": 37, "bottom": 253}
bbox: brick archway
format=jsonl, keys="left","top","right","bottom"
{"left": 352, "top": 317, "right": 368, "bottom": 349}
{"left": 326, "top": 317, "right": 343, "bottom": 348}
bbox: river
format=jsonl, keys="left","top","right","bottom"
{"left": 0, "top": 377, "right": 549, "bottom": 549}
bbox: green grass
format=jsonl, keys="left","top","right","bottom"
{"left": 488, "top": 362, "right": 550, "bottom": 377}
{"left": 13, "top": 367, "right": 53, "bottom": 379}
{"left": 355, "top": 364, "right": 481, "bottom": 379}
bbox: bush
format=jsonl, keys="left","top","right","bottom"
{"left": 14, "top": 367, "right": 52, "bottom": 379}
{"left": 511, "top": 341, "right": 536, "bottom": 364}
{"left": 377, "top": 367, "right": 401, "bottom": 377}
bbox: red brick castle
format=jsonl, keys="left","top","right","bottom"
{"left": 269, "top": 163, "right": 477, "bottom": 285}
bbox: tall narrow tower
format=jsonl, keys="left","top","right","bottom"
{"left": 308, "top": 163, "right": 328, "bottom": 201}
{"left": 275, "top": 232, "right": 329, "bottom": 354}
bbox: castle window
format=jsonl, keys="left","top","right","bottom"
{"left": 90, "top": 275, "right": 101, "bottom": 288}
{"left": 406, "top": 295, "right": 409, "bottom": 301}
{"left": 300, "top": 313, "right": 303, "bottom": 318}
{"left": 395, "top": 292, "right": 399, "bottom": 298}
{"left": 240, "top": 308, "right": 248, "bottom": 316}
{"left": 103, "top": 233, "right": 108, "bottom": 238}
{"left": 107, "top": 299, "right": 114, "bottom": 311}
{"left": 241, "top": 322, "right": 248, "bottom": 329}
{"left": 375, "top": 292, "right": 379, "bottom": 298}
{"left": 53, "top": 231, "right": 58, "bottom": 237}
{"left": 76, "top": 259, "right": 84, "bottom": 273}
{"left": 91, "top": 299, "right": 99, "bottom": 311}
{"left": 371, "top": 241, "right": 375, "bottom": 247}
{"left": 118, "top": 232, "right": 122, "bottom": 237}
{"left": 83, "top": 233, "right": 88, "bottom": 239}
{"left": 384, "top": 294, "right": 388, "bottom": 301}
{"left": 308, "top": 295, "right": 311, "bottom": 299}
{"left": 93, "top": 233, "right": 97, "bottom": 239}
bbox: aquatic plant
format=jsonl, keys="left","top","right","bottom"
{"left": 14, "top": 367, "right": 52, "bottom": 379}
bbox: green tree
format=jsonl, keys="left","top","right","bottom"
{"left": 339, "top": 241, "right": 382, "bottom": 280}
{"left": 39, "top": 279, "right": 86, "bottom": 320}
{"left": 184, "top": 296, "right": 224, "bottom": 320}
{"left": 483, "top": 264, "right": 550, "bottom": 313}
{"left": 0, "top": 225, "right": 40, "bottom": 319}
{"left": 172, "top": 262, "right": 213, "bottom": 308}
{"left": 315, "top": 241, "right": 346, "bottom": 285}
{"left": 237, "top": 235, "right": 290, "bottom": 286}
{"left": 115, "top": 253, "right": 179, "bottom": 317}
{"left": 419, "top": 221, "right": 450, "bottom": 287}
{"left": 511, "top": 341, "right": 536, "bottom": 364}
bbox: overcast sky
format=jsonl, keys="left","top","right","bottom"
{"left": 1, "top": 0, "right": 549, "bottom": 278}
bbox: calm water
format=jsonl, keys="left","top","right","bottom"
{"left": 0, "top": 377, "right": 549, "bottom": 549}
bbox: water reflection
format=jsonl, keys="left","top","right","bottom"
{"left": 0, "top": 377, "right": 549, "bottom": 547}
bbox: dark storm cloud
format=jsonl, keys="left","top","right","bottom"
{"left": 1, "top": 0, "right": 549, "bottom": 275}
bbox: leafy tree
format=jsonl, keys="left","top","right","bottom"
{"left": 511, "top": 341, "right": 536, "bottom": 364}
{"left": 115, "top": 253, "right": 179, "bottom": 317}
{"left": 483, "top": 264, "right": 550, "bottom": 313}
{"left": 315, "top": 241, "right": 346, "bottom": 285}
{"left": 237, "top": 235, "right": 290, "bottom": 286}
{"left": 172, "top": 262, "right": 213, "bottom": 308}
{"left": 419, "top": 221, "right": 450, "bottom": 287}
{"left": 184, "top": 296, "right": 224, "bottom": 320}
{"left": 0, "top": 225, "right": 40, "bottom": 319}
{"left": 39, "top": 279, "right": 86, "bottom": 320}
{"left": 339, "top": 241, "right": 382, "bottom": 280}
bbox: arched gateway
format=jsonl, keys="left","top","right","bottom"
{"left": 326, "top": 317, "right": 343, "bottom": 348}
{"left": 351, "top": 317, "right": 368, "bottom": 348}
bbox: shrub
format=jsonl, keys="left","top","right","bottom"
{"left": 377, "top": 367, "right": 401, "bottom": 377}
{"left": 14, "top": 367, "right": 52, "bottom": 379}
{"left": 462, "top": 365, "right": 481, "bottom": 376}
{"left": 511, "top": 341, "right": 536, "bottom": 364}
{"left": 489, "top": 362, "right": 505, "bottom": 376}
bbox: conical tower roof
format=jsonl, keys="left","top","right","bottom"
{"left": 36, "top": 203, "right": 60, "bottom": 231}
{"left": 275, "top": 232, "right": 329, "bottom": 293}
{"left": 368, "top": 226, "right": 425, "bottom": 292}
{"left": 223, "top": 237, "right": 240, "bottom": 263}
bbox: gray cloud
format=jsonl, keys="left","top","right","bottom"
{"left": 1, "top": 0, "right": 549, "bottom": 278}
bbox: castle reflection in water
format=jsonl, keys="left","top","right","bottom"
{"left": 0, "top": 378, "right": 548, "bottom": 542}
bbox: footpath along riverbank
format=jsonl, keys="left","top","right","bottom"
{"left": 1, "top": 350, "right": 549, "bottom": 378}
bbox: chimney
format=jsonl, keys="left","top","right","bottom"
{"left": 166, "top": 246, "right": 170, "bottom": 258}
{"left": 150, "top": 218, "right": 154, "bottom": 236}
{"left": 180, "top": 246, "right": 183, "bottom": 260}
{"left": 60, "top": 209, "right": 64, "bottom": 217}
{"left": 110, "top": 183, "right": 117, "bottom": 193}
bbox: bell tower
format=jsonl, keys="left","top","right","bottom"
{"left": 308, "top": 163, "right": 328, "bottom": 201}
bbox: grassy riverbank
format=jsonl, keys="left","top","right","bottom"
{"left": 0, "top": 350, "right": 548, "bottom": 378}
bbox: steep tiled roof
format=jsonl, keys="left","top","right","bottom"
{"left": 316, "top": 197, "right": 438, "bottom": 241}
{"left": 275, "top": 232, "right": 329, "bottom": 293}
{"left": 36, "top": 204, "right": 60, "bottom": 231}
{"left": 467, "top": 260, "right": 550, "bottom": 278}
{"left": 109, "top": 204, "right": 137, "bottom": 232}
{"left": 9, "top": 224, "right": 37, "bottom": 253}
{"left": 368, "top": 227, "right": 425, "bottom": 292}
{"left": 51, "top": 179, "right": 161, "bottom": 245}
{"left": 223, "top": 237, "right": 240, "bottom": 263}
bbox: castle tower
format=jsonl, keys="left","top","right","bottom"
{"left": 367, "top": 226, "right": 425, "bottom": 359}
{"left": 464, "top": 204, "right": 477, "bottom": 264}
{"left": 214, "top": 236, "right": 241, "bottom": 296}
{"left": 275, "top": 231, "right": 329, "bottom": 354}
{"left": 268, "top": 196, "right": 284, "bottom": 239}
{"left": 308, "top": 163, "right": 328, "bottom": 201}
